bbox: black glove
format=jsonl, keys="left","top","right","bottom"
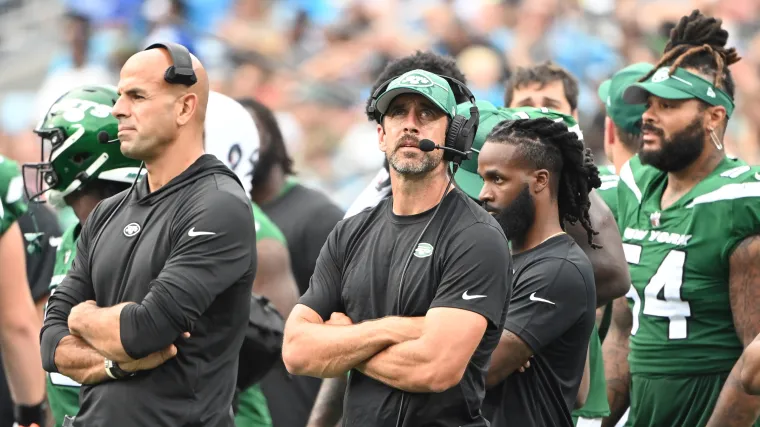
{"left": 14, "top": 400, "right": 48, "bottom": 427}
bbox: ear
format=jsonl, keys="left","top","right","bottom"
{"left": 377, "top": 122, "right": 387, "bottom": 153}
{"left": 176, "top": 93, "right": 198, "bottom": 127}
{"left": 604, "top": 116, "right": 616, "bottom": 148}
{"left": 532, "top": 169, "right": 550, "bottom": 194}
{"left": 705, "top": 105, "right": 727, "bottom": 131}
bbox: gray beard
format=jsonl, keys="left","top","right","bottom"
{"left": 387, "top": 150, "right": 439, "bottom": 176}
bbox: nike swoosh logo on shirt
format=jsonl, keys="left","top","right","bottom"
{"left": 462, "top": 290, "right": 487, "bottom": 300}
{"left": 188, "top": 227, "right": 216, "bottom": 237}
{"left": 529, "top": 292, "right": 555, "bottom": 305}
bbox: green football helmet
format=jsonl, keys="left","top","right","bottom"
{"left": 24, "top": 85, "right": 142, "bottom": 204}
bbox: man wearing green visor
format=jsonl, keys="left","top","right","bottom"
{"left": 285, "top": 69, "right": 511, "bottom": 427}
{"left": 602, "top": 10, "right": 760, "bottom": 427}
{"left": 596, "top": 62, "right": 654, "bottom": 219}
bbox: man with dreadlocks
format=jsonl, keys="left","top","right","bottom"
{"left": 477, "top": 116, "right": 600, "bottom": 427}
{"left": 603, "top": 9, "right": 760, "bottom": 427}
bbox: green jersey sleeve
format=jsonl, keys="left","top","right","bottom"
{"left": 0, "top": 155, "right": 28, "bottom": 236}
{"left": 691, "top": 165, "right": 760, "bottom": 264}
{"left": 50, "top": 223, "right": 80, "bottom": 292}
{"left": 251, "top": 202, "right": 286, "bottom": 245}
{"left": 596, "top": 165, "right": 619, "bottom": 222}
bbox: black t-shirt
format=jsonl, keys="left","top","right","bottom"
{"left": 261, "top": 182, "right": 344, "bottom": 295}
{"left": 487, "top": 234, "right": 596, "bottom": 427}
{"left": 299, "top": 188, "right": 512, "bottom": 427}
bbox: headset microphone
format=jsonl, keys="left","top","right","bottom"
{"left": 418, "top": 139, "right": 469, "bottom": 159}
{"left": 97, "top": 131, "right": 119, "bottom": 144}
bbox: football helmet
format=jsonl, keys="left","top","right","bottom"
{"left": 24, "top": 85, "right": 142, "bottom": 204}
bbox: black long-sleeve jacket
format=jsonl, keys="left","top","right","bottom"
{"left": 40, "top": 154, "right": 257, "bottom": 427}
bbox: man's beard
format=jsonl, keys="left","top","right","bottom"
{"left": 387, "top": 136, "right": 439, "bottom": 176}
{"left": 251, "top": 145, "right": 277, "bottom": 188}
{"left": 485, "top": 184, "right": 536, "bottom": 248}
{"left": 639, "top": 116, "right": 705, "bottom": 172}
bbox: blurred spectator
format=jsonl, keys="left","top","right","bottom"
{"left": 34, "top": 11, "right": 112, "bottom": 122}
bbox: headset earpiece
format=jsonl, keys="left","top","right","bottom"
{"left": 440, "top": 76, "right": 479, "bottom": 165}
{"left": 144, "top": 42, "right": 197, "bottom": 87}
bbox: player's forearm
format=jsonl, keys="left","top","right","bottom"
{"left": 283, "top": 317, "right": 412, "bottom": 378}
{"left": 357, "top": 338, "right": 452, "bottom": 393}
{"left": 69, "top": 302, "right": 133, "bottom": 362}
{"left": 601, "top": 327, "right": 631, "bottom": 427}
{"left": 706, "top": 356, "right": 760, "bottom": 427}
{"left": 741, "top": 337, "right": 760, "bottom": 394}
{"left": 53, "top": 335, "right": 110, "bottom": 385}
{"left": 0, "top": 316, "right": 45, "bottom": 405}
{"left": 306, "top": 376, "right": 347, "bottom": 427}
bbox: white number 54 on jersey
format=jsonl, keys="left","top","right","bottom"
{"left": 623, "top": 243, "right": 691, "bottom": 339}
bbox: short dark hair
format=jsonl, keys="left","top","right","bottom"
{"left": 364, "top": 51, "right": 468, "bottom": 122}
{"left": 504, "top": 61, "right": 579, "bottom": 112}
{"left": 236, "top": 97, "right": 294, "bottom": 175}
{"left": 638, "top": 9, "right": 740, "bottom": 119}
{"left": 486, "top": 118, "right": 601, "bottom": 247}
{"left": 615, "top": 127, "right": 642, "bottom": 153}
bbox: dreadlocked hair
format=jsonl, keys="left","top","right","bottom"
{"left": 364, "top": 51, "right": 467, "bottom": 122}
{"left": 486, "top": 118, "right": 602, "bottom": 248}
{"left": 639, "top": 9, "right": 741, "bottom": 99}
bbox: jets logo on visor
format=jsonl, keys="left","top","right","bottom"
{"left": 399, "top": 74, "right": 433, "bottom": 87}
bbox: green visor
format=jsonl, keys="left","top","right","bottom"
{"left": 623, "top": 67, "right": 735, "bottom": 117}
{"left": 453, "top": 104, "right": 581, "bottom": 200}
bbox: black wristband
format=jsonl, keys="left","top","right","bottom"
{"left": 14, "top": 400, "right": 47, "bottom": 426}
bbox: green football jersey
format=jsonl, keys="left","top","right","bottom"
{"left": 0, "top": 155, "right": 28, "bottom": 236}
{"left": 46, "top": 223, "right": 81, "bottom": 426}
{"left": 252, "top": 202, "right": 286, "bottom": 244}
{"left": 597, "top": 164, "right": 619, "bottom": 221}
{"left": 617, "top": 155, "right": 760, "bottom": 375}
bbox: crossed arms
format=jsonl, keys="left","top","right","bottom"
{"left": 40, "top": 190, "right": 256, "bottom": 385}
{"left": 283, "top": 304, "right": 488, "bottom": 393}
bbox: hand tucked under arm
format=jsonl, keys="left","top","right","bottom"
{"left": 68, "top": 301, "right": 134, "bottom": 363}
{"left": 357, "top": 307, "right": 488, "bottom": 393}
{"left": 282, "top": 305, "right": 423, "bottom": 378}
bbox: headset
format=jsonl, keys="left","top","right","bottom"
{"left": 367, "top": 74, "right": 480, "bottom": 165}
{"left": 144, "top": 42, "right": 198, "bottom": 87}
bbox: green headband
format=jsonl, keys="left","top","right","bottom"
{"left": 623, "top": 67, "right": 735, "bottom": 117}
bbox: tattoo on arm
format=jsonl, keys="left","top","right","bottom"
{"left": 706, "top": 235, "right": 760, "bottom": 426}
{"left": 486, "top": 330, "right": 534, "bottom": 388}
{"left": 602, "top": 295, "right": 632, "bottom": 427}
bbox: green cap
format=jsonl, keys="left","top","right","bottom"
{"left": 374, "top": 69, "right": 457, "bottom": 119}
{"left": 623, "top": 66, "right": 735, "bottom": 117}
{"left": 597, "top": 62, "right": 654, "bottom": 134}
{"left": 453, "top": 104, "right": 582, "bottom": 199}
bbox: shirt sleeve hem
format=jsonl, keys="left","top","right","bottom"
{"left": 41, "top": 327, "right": 71, "bottom": 373}
{"left": 428, "top": 301, "right": 501, "bottom": 328}
{"left": 502, "top": 320, "right": 541, "bottom": 353}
